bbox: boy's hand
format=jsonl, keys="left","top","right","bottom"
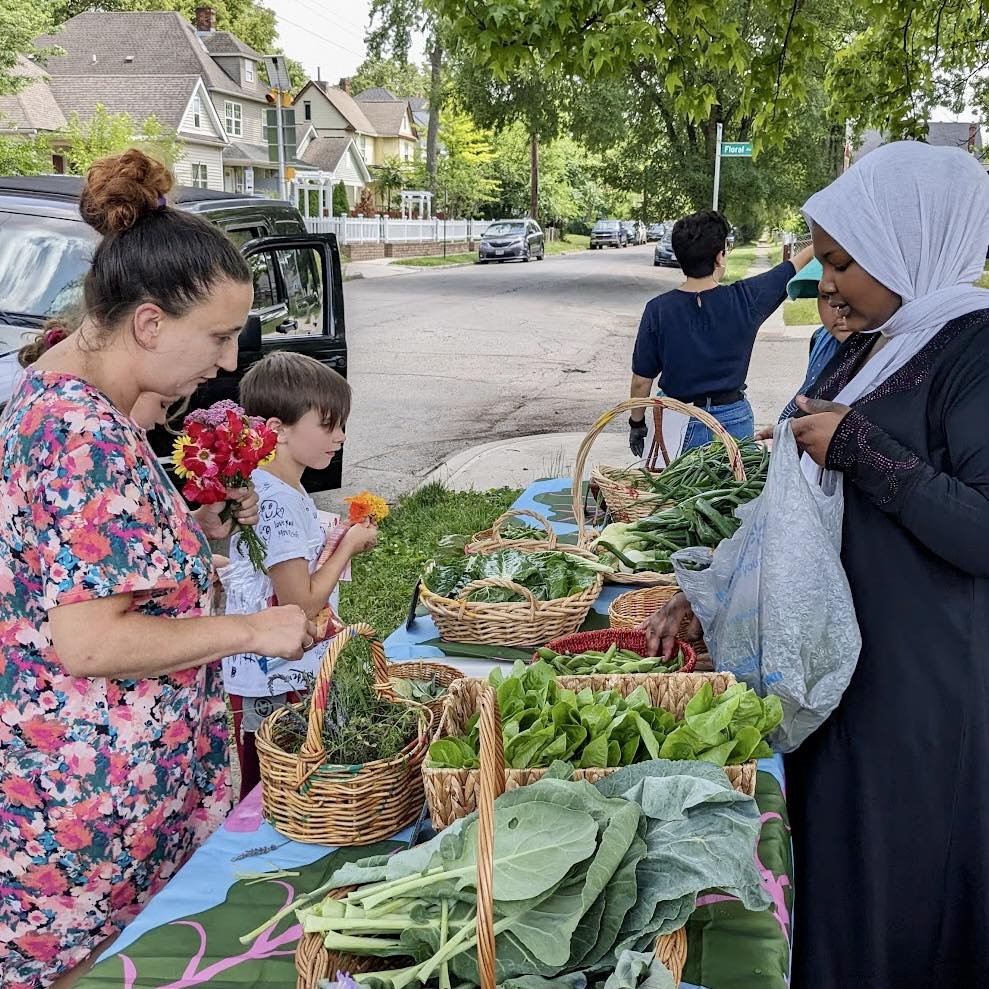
{"left": 343, "top": 519, "right": 379, "bottom": 555}
{"left": 316, "top": 521, "right": 353, "bottom": 568}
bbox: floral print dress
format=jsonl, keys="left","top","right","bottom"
{"left": 0, "top": 372, "right": 232, "bottom": 988}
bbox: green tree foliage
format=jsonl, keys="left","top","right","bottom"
{"left": 332, "top": 180, "right": 350, "bottom": 216}
{"left": 61, "top": 105, "right": 182, "bottom": 174}
{"left": 1, "top": 0, "right": 59, "bottom": 95}
{"left": 373, "top": 155, "right": 411, "bottom": 212}
{"left": 352, "top": 56, "right": 428, "bottom": 98}
{"left": 433, "top": 108, "right": 499, "bottom": 216}
{"left": 0, "top": 133, "right": 54, "bottom": 174}
{"left": 427, "top": 0, "right": 988, "bottom": 146}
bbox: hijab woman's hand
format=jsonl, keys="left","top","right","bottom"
{"left": 790, "top": 396, "right": 851, "bottom": 465}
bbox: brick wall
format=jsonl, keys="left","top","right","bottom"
{"left": 384, "top": 240, "right": 472, "bottom": 258}
{"left": 344, "top": 244, "right": 387, "bottom": 261}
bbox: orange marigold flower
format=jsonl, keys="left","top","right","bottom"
{"left": 344, "top": 491, "right": 389, "bottom": 524}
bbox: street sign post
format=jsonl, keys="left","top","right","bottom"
{"left": 264, "top": 56, "right": 292, "bottom": 201}
{"left": 713, "top": 134, "right": 752, "bottom": 210}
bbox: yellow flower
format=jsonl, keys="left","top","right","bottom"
{"left": 344, "top": 491, "right": 389, "bottom": 524}
{"left": 172, "top": 435, "right": 196, "bottom": 479}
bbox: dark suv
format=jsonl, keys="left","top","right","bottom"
{"left": 0, "top": 176, "right": 346, "bottom": 491}
{"left": 589, "top": 219, "right": 627, "bottom": 249}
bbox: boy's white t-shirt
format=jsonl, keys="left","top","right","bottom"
{"left": 220, "top": 468, "right": 339, "bottom": 697}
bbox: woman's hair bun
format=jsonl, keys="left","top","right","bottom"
{"left": 79, "top": 149, "right": 174, "bottom": 236}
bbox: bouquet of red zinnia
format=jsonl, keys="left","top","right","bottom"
{"left": 173, "top": 400, "right": 278, "bottom": 572}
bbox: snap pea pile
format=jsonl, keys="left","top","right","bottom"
{"left": 640, "top": 438, "right": 768, "bottom": 498}
{"left": 535, "top": 642, "right": 686, "bottom": 675}
{"left": 595, "top": 481, "right": 766, "bottom": 575}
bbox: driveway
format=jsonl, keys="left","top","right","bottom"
{"left": 321, "top": 245, "right": 809, "bottom": 505}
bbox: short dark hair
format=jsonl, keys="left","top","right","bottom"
{"left": 671, "top": 210, "right": 731, "bottom": 278}
{"left": 240, "top": 351, "right": 352, "bottom": 429}
{"left": 80, "top": 149, "right": 250, "bottom": 335}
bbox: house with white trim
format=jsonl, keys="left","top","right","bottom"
{"left": 20, "top": 6, "right": 313, "bottom": 194}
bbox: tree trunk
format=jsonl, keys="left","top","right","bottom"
{"left": 426, "top": 37, "right": 443, "bottom": 193}
{"left": 529, "top": 132, "right": 539, "bottom": 219}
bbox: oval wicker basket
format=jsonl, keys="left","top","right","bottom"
{"left": 296, "top": 683, "right": 688, "bottom": 989}
{"left": 533, "top": 627, "right": 697, "bottom": 675}
{"left": 573, "top": 397, "right": 746, "bottom": 586}
{"left": 608, "top": 586, "right": 711, "bottom": 660}
{"left": 423, "top": 671, "right": 756, "bottom": 832}
{"left": 585, "top": 397, "right": 746, "bottom": 523}
{"left": 467, "top": 508, "right": 559, "bottom": 554}
{"left": 381, "top": 659, "right": 464, "bottom": 723}
{"left": 256, "top": 623, "right": 432, "bottom": 846}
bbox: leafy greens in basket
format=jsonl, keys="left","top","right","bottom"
{"left": 424, "top": 543, "right": 608, "bottom": 603}
{"left": 290, "top": 762, "right": 771, "bottom": 989}
{"left": 427, "top": 661, "right": 782, "bottom": 771}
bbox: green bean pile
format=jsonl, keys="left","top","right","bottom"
{"left": 535, "top": 642, "right": 686, "bottom": 675}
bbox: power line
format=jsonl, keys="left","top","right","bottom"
{"left": 274, "top": 11, "right": 365, "bottom": 58}
{"left": 288, "top": 0, "right": 368, "bottom": 44}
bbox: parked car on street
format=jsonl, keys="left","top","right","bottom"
{"left": 646, "top": 222, "right": 666, "bottom": 242}
{"left": 0, "top": 175, "right": 346, "bottom": 492}
{"left": 478, "top": 218, "right": 545, "bottom": 263}
{"left": 653, "top": 230, "right": 680, "bottom": 268}
{"left": 589, "top": 219, "right": 628, "bottom": 249}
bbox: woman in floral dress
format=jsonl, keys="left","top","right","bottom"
{"left": 0, "top": 150, "right": 315, "bottom": 988}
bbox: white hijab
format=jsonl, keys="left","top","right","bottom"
{"left": 802, "top": 140, "right": 989, "bottom": 407}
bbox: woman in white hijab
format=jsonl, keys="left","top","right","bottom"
{"left": 647, "top": 140, "right": 989, "bottom": 986}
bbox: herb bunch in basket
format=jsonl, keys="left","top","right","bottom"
{"left": 271, "top": 645, "right": 420, "bottom": 765}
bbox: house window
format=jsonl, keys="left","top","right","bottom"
{"left": 304, "top": 101, "right": 311, "bottom": 121}
{"left": 192, "top": 95, "right": 202, "bottom": 128}
{"left": 191, "top": 163, "right": 209, "bottom": 188}
{"left": 224, "top": 101, "right": 243, "bottom": 137}
{"left": 359, "top": 134, "right": 368, "bottom": 160}
{"left": 245, "top": 60, "right": 255, "bottom": 83}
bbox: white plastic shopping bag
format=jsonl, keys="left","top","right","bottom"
{"left": 672, "top": 422, "right": 861, "bottom": 751}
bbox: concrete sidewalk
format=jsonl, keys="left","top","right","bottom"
{"left": 423, "top": 431, "right": 633, "bottom": 492}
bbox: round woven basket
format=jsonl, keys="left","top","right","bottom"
{"left": 573, "top": 398, "right": 746, "bottom": 585}
{"left": 419, "top": 540, "right": 603, "bottom": 649}
{"left": 467, "top": 508, "right": 559, "bottom": 554}
{"left": 534, "top": 627, "right": 697, "bottom": 674}
{"left": 255, "top": 623, "right": 432, "bottom": 846}
{"left": 382, "top": 659, "right": 464, "bottom": 723}
{"left": 584, "top": 397, "right": 746, "bottom": 524}
{"left": 608, "top": 586, "right": 710, "bottom": 657}
{"left": 296, "top": 684, "right": 687, "bottom": 989}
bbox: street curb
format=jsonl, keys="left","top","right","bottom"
{"left": 385, "top": 247, "right": 591, "bottom": 272}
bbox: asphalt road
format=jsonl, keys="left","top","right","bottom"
{"left": 318, "top": 244, "right": 811, "bottom": 506}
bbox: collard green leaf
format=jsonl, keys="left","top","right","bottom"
{"left": 603, "top": 949, "right": 676, "bottom": 989}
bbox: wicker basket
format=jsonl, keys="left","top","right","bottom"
{"left": 573, "top": 398, "right": 746, "bottom": 586}
{"left": 609, "top": 586, "right": 710, "bottom": 660}
{"left": 256, "top": 623, "right": 432, "bottom": 846}
{"left": 534, "top": 627, "right": 698, "bottom": 674}
{"left": 382, "top": 660, "right": 464, "bottom": 723}
{"left": 424, "top": 671, "right": 756, "bottom": 832}
{"left": 296, "top": 684, "right": 688, "bottom": 989}
{"left": 467, "top": 508, "right": 559, "bottom": 554}
{"left": 583, "top": 397, "right": 746, "bottom": 524}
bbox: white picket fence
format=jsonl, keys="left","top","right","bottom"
{"left": 303, "top": 216, "right": 494, "bottom": 244}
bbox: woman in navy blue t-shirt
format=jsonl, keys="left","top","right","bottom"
{"left": 628, "top": 210, "right": 814, "bottom": 454}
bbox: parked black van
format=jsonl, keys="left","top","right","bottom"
{"left": 0, "top": 176, "right": 346, "bottom": 491}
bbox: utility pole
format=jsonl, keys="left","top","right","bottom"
{"left": 264, "top": 55, "right": 292, "bottom": 201}
{"left": 712, "top": 121, "right": 723, "bottom": 211}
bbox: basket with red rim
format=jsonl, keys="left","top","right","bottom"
{"left": 531, "top": 627, "right": 697, "bottom": 673}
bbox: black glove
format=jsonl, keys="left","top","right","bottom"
{"left": 629, "top": 417, "right": 648, "bottom": 458}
